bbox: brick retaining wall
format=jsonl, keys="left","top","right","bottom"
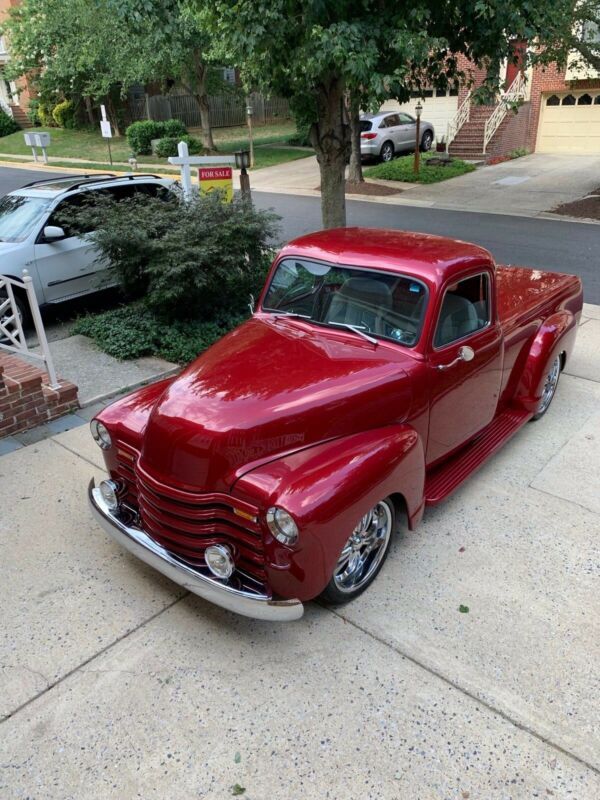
{"left": 0, "top": 353, "right": 79, "bottom": 439}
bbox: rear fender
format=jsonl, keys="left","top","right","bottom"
{"left": 515, "top": 311, "right": 576, "bottom": 412}
{"left": 233, "top": 425, "right": 424, "bottom": 601}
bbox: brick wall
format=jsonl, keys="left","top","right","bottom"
{"left": 487, "top": 101, "right": 531, "bottom": 157}
{"left": 527, "top": 62, "right": 600, "bottom": 151}
{"left": 0, "top": 353, "right": 78, "bottom": 439}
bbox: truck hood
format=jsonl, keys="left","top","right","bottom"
{"left": 139, "top": 317, "right": 413, "bottom": 492}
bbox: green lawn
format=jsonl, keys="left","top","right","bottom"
{"left": 365, "top": 152, "right": 476, "bottom": 184}
{"left": 0, "top": 120, "right": 310, "bottom": 171}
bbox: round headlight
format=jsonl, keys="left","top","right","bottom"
{"left": 99, "top": 479, "right": 120, "bottom": 512}
{"left": 91, "top": 419, "right": 112, "bottom": 450}
{"left": 266, "top": 507, "right": 299, "bottom": 546}
{"left": 205, "top": 544, "right": 235, "bottom": 579}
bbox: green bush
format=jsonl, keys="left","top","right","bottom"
{"left": 509, "top": 147, "right": 529, "bottom": 159}
{"left": 126, "top": 119, "right": 189, "bottom": 155}
{"left": 61, "top": 190, "right": 279, "bottom": 322}
{"left": 26, "top": 99, "right": 41, "bottom": 127}
{"left": 154, "top": 135, "right": 202, "bottom": 158}
{"left": 38, "top": 102, "right": 56, "bottom": 127}
{"left": 72, "top": 304, "right": 247, "bottom": 363}
{"left": 0, "top": 108, "right": 19, "bottom": 137}
{"left": 126, "top": 120, "right": 164, "bottom": 155}
{"left": 52, "top": 99, "right": 76, "bottom": 128}
{"left": 161, "top": 118, "right": 187, "bottom": 138}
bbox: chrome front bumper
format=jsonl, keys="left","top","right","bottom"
{"left": 88, "top": 479, "right": 304, "bottom": 622}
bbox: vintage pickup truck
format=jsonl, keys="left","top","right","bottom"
{"left": 88, "top": 229, "right": 582, "bottom": 621}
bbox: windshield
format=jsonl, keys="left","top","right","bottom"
{"left": 0, "top": 195, "right": 52, "bottom": 243}
{"left": 262, "top": 258, "right": 427, "bottom": 346}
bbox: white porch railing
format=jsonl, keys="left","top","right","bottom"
{"left": 483, "top": 71, "right": 527, "bottom": 153}
{"left": 0, "top": 270, "right": 59, "bottom": 389}
{"left": 446, "top": 90, "right": 472, "bottom": 150}
{"left": 0, "top": 97, "right": 13, "bottom": 117}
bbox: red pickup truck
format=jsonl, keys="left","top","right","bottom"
{"left": 88, "top": 229, "right": 582, "bottom": 621}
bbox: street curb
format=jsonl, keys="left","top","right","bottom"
{"left": 79, "top": 366, "right": 181, "bottom": 408}
{"left": 253, "top": 185, "right": 600, "bottom": 224}
{"left": 0, "top": 158, "right": 178, "bottom": 181}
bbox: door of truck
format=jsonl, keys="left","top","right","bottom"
{"left": 426, "top": 271, "right": 503, "bottom": 465}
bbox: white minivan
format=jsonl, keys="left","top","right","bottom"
{"left": 0, "top": 173, "right": 176, "bottom": 328}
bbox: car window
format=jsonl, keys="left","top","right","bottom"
{"left": 380, "top": 114, "right": 400, "bottom": 128}
{"left": 0, "top": 195, "right": 52, "bottom": 243}
{"left": 47, "top": 194, "right": 90, "bottom": 237}
{"left": 398, "top": 113, "right": 415, "bottom": 125}
{"left": 434, "top": 273, "right": 490, "bottom": 348}
{"left": 360, "top": 120, "right": 372, "bottom": 132}
{"left": 263, "top": 258, "right": 428, "bottom": 347}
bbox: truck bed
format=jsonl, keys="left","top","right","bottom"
{"left": 496, "top": 265, "right": 583, "bottom": 332}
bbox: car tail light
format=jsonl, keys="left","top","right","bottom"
{"left": 361, "top": 133, "right": 377, "bottom": 140}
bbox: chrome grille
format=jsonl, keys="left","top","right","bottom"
{"left": 132, "top": 460, "right": 267, "bottom": 591}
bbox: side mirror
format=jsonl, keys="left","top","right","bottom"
{"left": 459, "top": 345, "right": 475, "bottom": 362}
{"left": 43, "top": 225, "right": 66, "bottom": 241}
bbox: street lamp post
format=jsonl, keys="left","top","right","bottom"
{"left": 246, "top": 102, "right": 255, "bottom": 168}
{"left": 414, "top": 101, "right": 423, "bottom": 175}
{"left": 235, "top": 150, "right": 252, "bottom": 200}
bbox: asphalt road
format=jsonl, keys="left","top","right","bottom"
{"left": 2, "top": 166, "right": 598, "bottom": 303}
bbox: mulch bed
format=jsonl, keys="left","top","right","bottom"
{"left": 314, "top": 180, "right": 403, "bottom": 196}
{"left": 552, "top": 187, "right": 600, "bottom": 221}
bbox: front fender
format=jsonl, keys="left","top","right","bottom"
{"left": 515, "top": 311, "right": 577, "bottom": 412}
{"left": 232, "top": 425, "right": 425, "bottom": 602}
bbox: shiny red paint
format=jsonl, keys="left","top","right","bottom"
{"left": 96, "top": 228, "right": 583, "bottom": 603}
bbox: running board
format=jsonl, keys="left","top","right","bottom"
{"left": 425, "top": 407, "right": 533, "bottom": 506}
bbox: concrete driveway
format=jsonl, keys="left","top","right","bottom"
{"left": 250, "top": 152, "right": 600, "bottom": 219}
{"left": 1, "top": 307, "right": 599, "bottom": 799}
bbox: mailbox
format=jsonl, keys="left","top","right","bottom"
{"left": 35, "top": 132, "right": 51, "bottom": 148}
{"left": 24, "top": 131, "right": 51, "bottom": 148}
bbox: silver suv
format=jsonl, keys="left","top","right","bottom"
{"left": 0, "top": 173, "right": 176, "bottom": 326}
{"left": 360, "top": 112, "right": 435, "bottom": 162}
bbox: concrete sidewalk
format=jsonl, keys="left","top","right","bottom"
{"left": 251, "top": 152, "right": 600, "bottom": 220}
{"left": 1, "top": 307, "right": 599, "bottom": 798}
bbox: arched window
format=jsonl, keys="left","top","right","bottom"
{"left": 578, "top": 93, "right": 593, "bottom": 105}
{"left": 546, "top": 94, "right": 560, "bottom": 106}
{"left": 594, "top": 95, "right": 600, "bottom": 105}
{"left": 562, "top": 94, "right": 576, "bottom": 105}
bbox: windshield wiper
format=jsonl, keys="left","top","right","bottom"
{"left": 272, "top": 310, "right": 312, "bottom": 320}
{"left": 328, "top": 322, "right": 378, "bottom": 345}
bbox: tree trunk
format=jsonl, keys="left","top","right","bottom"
{"left": 84, "top": 96, "right": 94, "bottom": 125}
{"left": 192, "top": 50, "right": 215, "bottom": 151}
{"left": 311, "top": 75, "right": 349, "bottom": 229}
{"left": 347, "top": 93, "right": 364, "bottom": 184}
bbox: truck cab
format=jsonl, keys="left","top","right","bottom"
{"left": 88, "top": 229, "right": 582, "bottom": 621}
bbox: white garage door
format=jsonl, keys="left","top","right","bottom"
{"left": 380, "top": 89, "right": 459, "bottom": 146}
{"left": 537, "top": 90, "right": 600, "bottom": 153}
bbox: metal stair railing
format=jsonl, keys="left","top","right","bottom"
{"left": 0, "top": 270, "right": 59, "bottom": 389}
{"left": 483, "top": 72, "right": 527, "bottom": 153}
{"left": 446, "top": 90, "right": 472, "bottom": 150}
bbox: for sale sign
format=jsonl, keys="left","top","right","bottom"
{"left": 198, "top": 166, "right": 233, "bottom": 203}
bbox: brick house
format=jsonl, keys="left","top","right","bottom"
{"left": 382, "top": 47, "right": 600, "bottom": 160}
{"left": 0, "top": 0, "right": 33, "bottom": 127}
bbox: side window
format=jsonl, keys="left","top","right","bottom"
{"left": 398, "top": 113, "right": 414, "bottom": 124}
{"left": 381, "top": 114, "right": 400, "bottom": 128}
{"left": 434, "top": 273, "right": 490, "bottom": 348}
{"left": 47, "top": 194, "right": 89, "bottom": 237}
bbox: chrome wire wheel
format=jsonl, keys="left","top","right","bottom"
{"left": 332, "top": 500, "right": 394, "bottom": 595}
{"left": 535, "top": 354, "right": 561, "bottom": 418}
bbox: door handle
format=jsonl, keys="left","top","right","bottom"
{"left": 436, "top": 345, "right": 475, "bottom": 371}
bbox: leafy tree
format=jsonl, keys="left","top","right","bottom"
{"left": 211, "top": 0, "right": 575, "bottom": 228}
{"left": 560, "top": 1, "right": 600, "bottom": 73}
{"left": 1, "top": 0, "right": 219, "bottom": 146}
